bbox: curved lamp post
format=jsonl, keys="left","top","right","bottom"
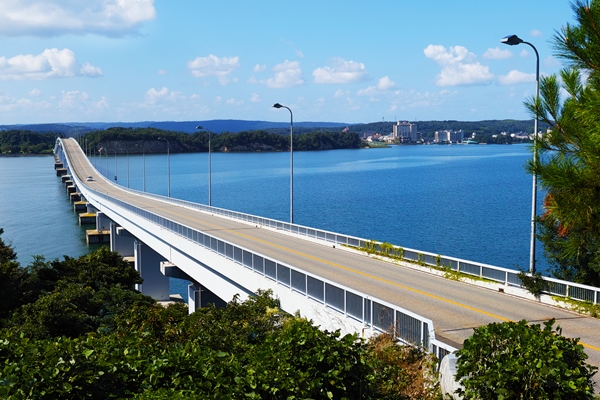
{"left": 136, "top": 142, "right": 146, "bottom": 192}
{"left": 158, "top": 137, "right": 171, "bottom": 197}
{"left": 273, "top": 103, "right": 294, "bottom": 224}
{"left": 501, "top": 34, "right": 539, "bottom": 274}
{"left": 196, "top": 126, "right": 211, "bottom": 206}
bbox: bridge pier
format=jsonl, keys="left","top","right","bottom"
{"left": 160, "top": 261, "right": 226, "bottom": 311}
{"left": 134, "top": 240, "right": 170, "bottom": 301}
{"left": 189, "top": 283, "right": 226, "bottom": 310}
{"left": 111, "top": 225, "right": 172, "bottom": 302}
{"left": 110, "top": 224, "right": 136, "bottom": 256}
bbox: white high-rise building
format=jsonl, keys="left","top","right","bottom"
{"left": 434, "top": 129, "right": 464, "bottom": 143}
{"left": 393, "top": 121, "right": 418, "bottom": 142}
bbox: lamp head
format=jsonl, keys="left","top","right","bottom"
{"left": 196, "top": 125, "right": 203, "bottom": 130}
{"left": 273, "top": 103, "right": 283, "bottom": 109}
{"left": 501, "top": 34, "right": 523, "bottom": 46}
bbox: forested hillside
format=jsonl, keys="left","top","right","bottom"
{"left": 0, "top": 130, "right": 57, "bottom": 154}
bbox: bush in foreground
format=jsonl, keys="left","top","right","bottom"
{"left": 455, "top": 319, "right": 597, "bottom": 399}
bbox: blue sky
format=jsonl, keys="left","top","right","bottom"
{"left": 0, "top": 1, "right": 576, "bottom": 125}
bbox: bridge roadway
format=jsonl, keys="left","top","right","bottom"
{"left": 63, "top": 138, "right": 600, "bottom": 375}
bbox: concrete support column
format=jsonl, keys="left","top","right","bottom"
{"left": 134, "top": 240, "right": 170, "bottom": 301}
{"left": 110, "top": 224, "right": 136, "bottom": 257}
{"left": 96, "top": 212, "right": 112, "bottom": 232}
{"left": 187, "top": 281, "right": 226, "bottom": 312}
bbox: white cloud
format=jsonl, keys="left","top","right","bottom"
{"left": 333, "top": 89, "right": 347, "bottom": 98}
{"left": 424, "top": 44, "right": 494, "bottom": 86}
{"left": 531, "top": 30, "right": 543, "bottom": 37}
{"left": 0, "top": 0, "right": 156, "bottom": 37}
{"left": 29, "top": 88, "right": 41, "bottom": 96}
{"left": 357, "top": 76, "right": 396, "bottom": 96}
{"left": 0, "top": 48, "right": 103, "bottom": 80}
{"left": 264, "top": 60, "right": 304, "bottom": 88}
{"left": 313, "top": 57, "right": 369, "bottom": 84}
{"left": 249, "top": 93, "right": 261, "bottom": 102}
{"left": 59, "top": 90, "right": 89, "bottom": 108}
{"left": 498, "top": 70, "right": 535, "bottom": 85}
{"left": 187, "top": 54, "right": 240, "bottom": 85}
{"left": 225, "top": 97, "right": 243, "bottom": 105}
{"left": 253, "top": 64, "right": 266, "bottom": 72}
{"left": 145, "top": 87, "right": 183, "bottom": 103}
{"left": 483, "top": 47, "right": 513, "bottom": 60}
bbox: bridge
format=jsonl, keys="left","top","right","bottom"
{"left": 55, "top": 137, "right": 600, "bottom": 374}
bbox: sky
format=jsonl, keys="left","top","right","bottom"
{"left": 0, "top": 1, "right": 578, "bottom": 125}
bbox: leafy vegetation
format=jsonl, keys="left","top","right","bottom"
{"left": 0, "top": 228, "right": 442, "bottom": 399}
{"left": 0, "top": 130, "right": 58, "bottom": 154}
{"left": 455, "top": 319, "right": 597, "bottom": 399}
{"left": 83, "top": 126, "right": 363, "bottom": 154}
{"left": 525, "top": 0, "right": 600, "bottom": 287}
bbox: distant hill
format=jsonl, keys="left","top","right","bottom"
{"left": 0, "top": 119, "right": 542, "bottom": 137}
{"left": 0, "top": 120, "right": 349, "bottom": 136}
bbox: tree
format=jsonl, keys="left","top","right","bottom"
{"left": 455, "top": 319, "right": 596, "bottom": 399}
{"left": 525, "top": 0, "right": 600, "bottom": 286}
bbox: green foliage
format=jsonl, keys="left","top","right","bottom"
{"left": 0, "top": 230, "right": 443, "bottom": 398}
{"left": 524, "top": 0, "right": 600, "bottom": 287}
{"left": 517, "top": 270, "right": 549, "bottom": 298}
{"left": 363, "top": 334, "right": 440, "bottom": 400}
{"left": 455, "top": 319, "right": 597, "bottom": 399}
{"left": 84, "top": 126, "right": 362, "bottom": 155}
{"left": 0, "top": 130, "right": 57, "bottom": 154}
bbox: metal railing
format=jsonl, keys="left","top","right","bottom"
{"left": 57, "top": 138, "right": 600, "bottom": 305}
{"left": 131, "top": 188, "right": 600, "bottom": 306}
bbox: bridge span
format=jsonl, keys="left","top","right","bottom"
{"left": 56, "top": 138, "right": 600, "bottom": 370}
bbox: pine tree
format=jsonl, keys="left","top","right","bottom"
{"left": 526, "top": 0, "right": 600, "bottom": 286}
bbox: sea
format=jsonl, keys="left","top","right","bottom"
{"left": 0, "top": 143, "right": 548, "bottom": 299}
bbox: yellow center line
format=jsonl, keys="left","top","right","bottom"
{"left": 191, "top": 218, "right": 510, "bottom": 321}
{"left": 164, "top": 194, "right": 600, "bottom": 353}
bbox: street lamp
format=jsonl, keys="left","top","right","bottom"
{"left": 196, "top": 126, "right": 211, "bottom": 206}
{"left": 158, "top": 137, "right": 171, "bottom": 197}
{"left": 126, "top": 149, "right": 130, "bottom": 188}
{"left": 114, "top": 150, "right": 117, "bottom": 182}
{"left": 501, "top": 34, "right": 539, "bottom": 274}
{"left": 136, "top": 141, "right": 146, "bottom": 192}
{"left": 273, "top": 103, "right": 294, "bottom": 224}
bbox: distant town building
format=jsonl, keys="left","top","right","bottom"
{"left": 393, "top": 121, "right": 418, "bottom": 143}
{"left": 434, "top": 129, "right": 464, "bottom": 144}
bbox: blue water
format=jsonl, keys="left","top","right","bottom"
{"left": 0, "top": 144, "right": 546, "bottom": 300}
